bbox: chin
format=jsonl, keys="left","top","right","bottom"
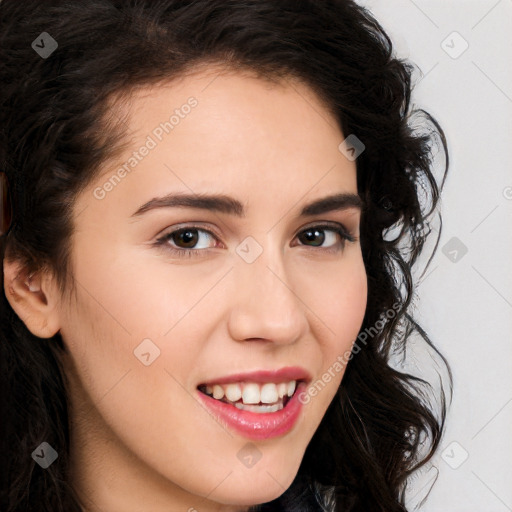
{"left": 206, "top": 465, "right": 298, "bottom": 507}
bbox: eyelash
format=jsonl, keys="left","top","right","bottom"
{"left": 154, "top": 223, "right": 357, "bottom": 259}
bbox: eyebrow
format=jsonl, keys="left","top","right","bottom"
{"left": 130, "top": 191, "right": 364, "bottom": 218}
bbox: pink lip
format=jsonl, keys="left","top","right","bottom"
{"left": 198, "top": 366, "right": 312, "bottom": 386}
{"left": 196, "top": 380, "right": 307, "bottom": 440}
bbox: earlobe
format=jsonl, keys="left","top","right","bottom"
{"left": 3, "top": 258, "right": 61, "bottom": 339}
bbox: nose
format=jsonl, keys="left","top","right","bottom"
{"left": 227, "top": 245, "right": 309, "bottom": 346}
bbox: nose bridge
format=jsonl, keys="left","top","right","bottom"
{"left": 227, "top": 236, "right": 307, "bottom": 344}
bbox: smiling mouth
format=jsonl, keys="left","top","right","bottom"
{"left": 197, "top": 379, "right": 304, "bottom": 413}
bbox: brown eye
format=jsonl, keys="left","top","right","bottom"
{"left": 171, "top": 228, "right": 200, "bottom": 249}
{"left": 155, "top": 226, "right": 219, "bottom": 258}
{"left": 154, "top": 222, "right": 355, "bottom": 259}
{"left": 298, "top": 227, "right": 328, "bottom": 247}
{"left": 296, "top": 224, "right": 354, "bottom": 252}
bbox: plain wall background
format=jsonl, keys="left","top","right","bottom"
{"left": 356, "top": 1, "right": 512, "bottom": 510}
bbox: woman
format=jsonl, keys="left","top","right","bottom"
{"left": 0, "top": 1, "right": 451, "bottom": 510}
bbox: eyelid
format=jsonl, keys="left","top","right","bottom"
{"left": 300, "top": 220, "right": 356, "bottom": 240}
{"left": 155, "top": 222, "right": 223, "bottom": 246}
{"left": 156, "top": 219, "right": 356, "bottom": 239}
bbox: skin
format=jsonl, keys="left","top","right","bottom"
{"left": 4, "top": 65, "right": 367, "bottom": 511}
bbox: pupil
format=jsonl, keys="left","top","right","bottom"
{"left": 177, "top": 229, "right": 197, "bottom": 248}
{"left": 302, "top": 228, "right": 324, "bottom": 247}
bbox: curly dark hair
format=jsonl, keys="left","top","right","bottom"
{"left": 0, "top": 0, "right": 451, "bottom": 510}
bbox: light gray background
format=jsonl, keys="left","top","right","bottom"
{"left": 356, "top": 1, "right": 512, "bottom": 510}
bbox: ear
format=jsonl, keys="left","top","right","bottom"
{"left": 3, "top": 258, "right": 61, "bottom": 339}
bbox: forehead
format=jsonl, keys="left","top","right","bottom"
{"left": 74, "top": 66, "right": 357, "bottom": 226}
{"left": 122, "top": 67, "right": 337, "bottom": 146}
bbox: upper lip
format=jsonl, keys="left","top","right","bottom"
{"left": 198, "top": 366, "right": 312, "bottom": 387}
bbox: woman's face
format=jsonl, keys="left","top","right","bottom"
{"left": 55, "top": 66, "right": 367, "bottom": 510}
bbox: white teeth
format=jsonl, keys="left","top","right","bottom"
{"left": 234, "top": 402, "right": 284, "bottom": 413}
{"left": 242, "top": 383, "right": 261, "bottom": 404}
{"left": 260, "top": 383, "right": 279, "bottom": 404}
{"left": 212, "top": 384, "right": 224, "bottom": 400}
{"left": 225, "top": 383, "right": 242, "bottom": 402}
{"left": 287, "top": 380, "right": 296, "bottom": 397}
{"left": 202, "top": 380, "right": 298, "bottom": 405}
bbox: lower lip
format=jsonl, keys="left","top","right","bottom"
{"left": 196, "top": 381, "right": 307, "bottom": 441}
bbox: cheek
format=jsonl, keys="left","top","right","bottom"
{"left": 295, "top": 254, "right": 367, "bottom": 413}
{"left": 313, "top": 255, "right": 367, "bottom": 350}
{"left": 59, "top": 282, "right": 221, "bottom": 494}
{"left": 67, "top": 238, "right": 204, "bottom": 346}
